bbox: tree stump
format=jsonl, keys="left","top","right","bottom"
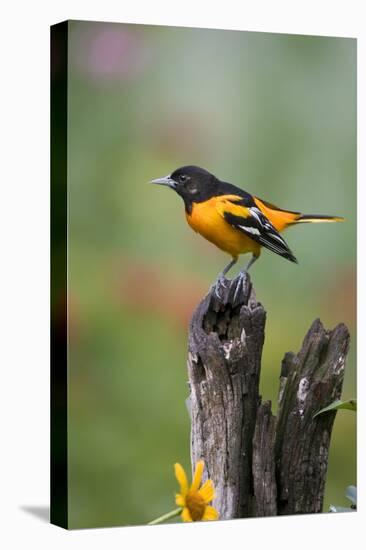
{"left": 187, "top": 273, "right": 350, "bottom": 519}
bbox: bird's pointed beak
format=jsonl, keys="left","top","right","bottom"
{"left": 149, "top": 174, "right": 176, "bottom": 189}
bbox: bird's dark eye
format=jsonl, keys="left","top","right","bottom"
{"left": 179, "top": 174, "right": 188, "bottom": 183}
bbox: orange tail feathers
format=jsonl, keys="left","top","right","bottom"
{"left": 253, "top": 197, "right": 344, "bottom": 232}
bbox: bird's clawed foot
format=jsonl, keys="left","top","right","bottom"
{"left": 210, "top": 271, "right": 247, "bottom": 302}
{"left": 211, "top": 275, "right": 228, "bottom": 300}
{"left": 210, "top": 258, "right": 238, "bottom": 301}
{"left": 233, "top": 271, "right": 246, "bottom": 303}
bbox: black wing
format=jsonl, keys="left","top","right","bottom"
{"left": 224, "top": 205, "right": 298, "bottom": 263}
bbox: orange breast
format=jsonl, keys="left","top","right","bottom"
{"left": 186, "top": 196, "right": 261, "bottom": 259}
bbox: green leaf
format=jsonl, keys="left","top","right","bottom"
{"left": 313, "top": 399, "right": 357, "bottom": 419}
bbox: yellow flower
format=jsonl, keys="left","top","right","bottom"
{"left": 174, "top": 460, "right": 219, "bottom": 522}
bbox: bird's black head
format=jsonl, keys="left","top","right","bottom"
{"left": 150, "top": 165, "right": 219, "bottom": 212}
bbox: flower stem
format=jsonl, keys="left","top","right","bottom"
{"left": 148, "top": 507, "right": 182, "bottom": 525}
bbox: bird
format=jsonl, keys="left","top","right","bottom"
{"left": 150, "top": 165, "right": 344, "bottom": 299}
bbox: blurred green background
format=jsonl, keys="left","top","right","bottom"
{"left": 65, "top": 21, "right": 356, "bottom": 528}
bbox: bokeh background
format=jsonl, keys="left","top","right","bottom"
{"left": 64, "top": 20, "right": 356, "bottom": 528}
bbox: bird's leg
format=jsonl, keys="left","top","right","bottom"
{"left": 212, "top": 258, "right": 237, "bottom": 299}
{"left": 233, "top": 254, "right": 258, "bottom": 302}
{"left": 244, "top": 254, "right": 258, "bottom": 272}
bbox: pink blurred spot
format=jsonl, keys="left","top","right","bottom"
{"left": 76, "top": 26, "right": 148, "bottom": 81}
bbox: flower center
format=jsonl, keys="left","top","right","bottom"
{"left": 185, "top": 491, "right": 206, "bottom": 521}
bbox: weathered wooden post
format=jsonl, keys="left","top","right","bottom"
{"left": 187, "top": 273, "right": 350, "bottom": 519}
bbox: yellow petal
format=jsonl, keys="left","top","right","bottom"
{"left": 174, "top": 463, "right": 189, "bottom": 496}
{"left": 202, "top": 505, "right": 219, "bottom": 521}
{"left": 198, "top": 479, "right": 215, "bottom": 503}
{"left": 175, "top": 493, "right": 185, "bottom": 507}
{"left": 181, "top": 507, "right": 192, "bottom": 522}
{"left": 191, "top": 460, "right": 204, "bottom": 492}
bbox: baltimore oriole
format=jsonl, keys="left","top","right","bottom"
{"left": 151, "top": 165, "right": 343, "bottom": 298}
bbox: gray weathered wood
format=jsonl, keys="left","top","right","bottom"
{"left": 188, "top": 274, "right": 266, "bottom": 519}
{"left": 275, "top": 319, "right": 350, "bottom": 515}
{"left": 187, "top": 273, "right": 350, "bottom": 519}
{"left": 252, "top": 400, "right": 277, "bottom": 516}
